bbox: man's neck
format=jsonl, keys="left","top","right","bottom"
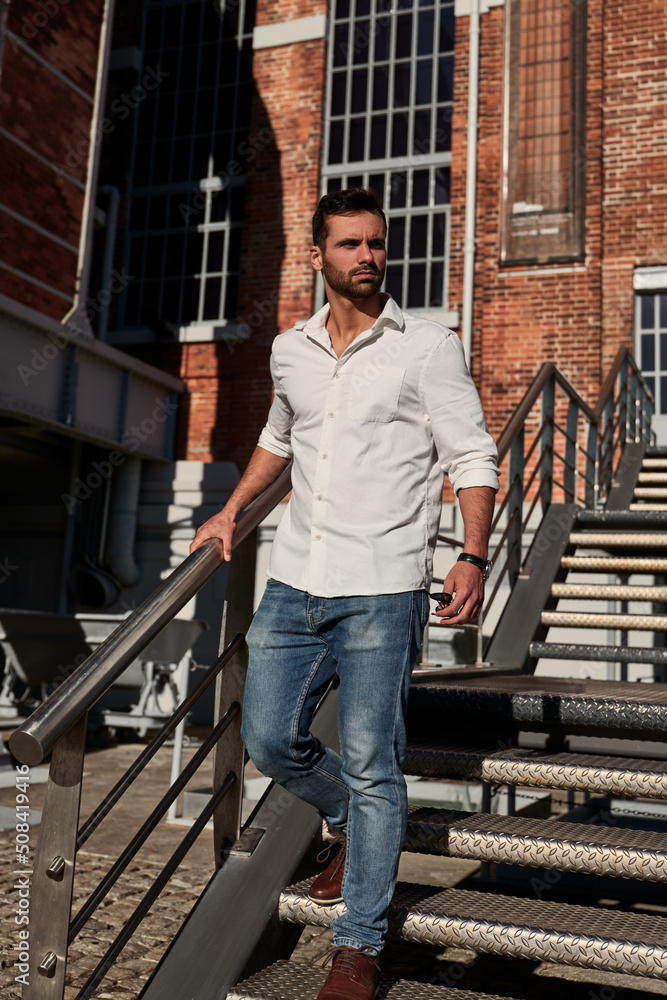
{"left": 325, "top": 292, "right": 385, "bottom": 358}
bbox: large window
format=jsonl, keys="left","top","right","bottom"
{"left": 323, "top": 0, "right": 454, "bottom": 311}
{"left": 501, "top": 0, "right": 586, "bottom": 265}
{"left": 637, "top": 291, "right": 667, "bottom": 416}
{"left": 120, "top": 0, "right": 256, "bottom": 334}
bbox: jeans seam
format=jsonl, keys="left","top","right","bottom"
{"left": 288, "top": 643, "right": 330, "bottom": 763}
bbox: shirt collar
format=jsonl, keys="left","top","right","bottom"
{"left": 295, "top": 294, "right": 405, "bottom": 349}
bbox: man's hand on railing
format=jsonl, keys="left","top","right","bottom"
{"left": 434, "top": 560, "right": 486, "bottom": 625}
{"left": 190, "top": 508, "right": 237, "bottom": 561}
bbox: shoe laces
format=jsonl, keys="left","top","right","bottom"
{"left": 316, "top": 836, "right": 346, "bottom": 865}
{"left": 320, "top": 945, "right": 380, "bottom": 977}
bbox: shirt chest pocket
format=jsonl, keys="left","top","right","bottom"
{"left": 347, "top": 367, "right": 406, "bottom": 423}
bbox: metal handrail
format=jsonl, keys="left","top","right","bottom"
{"left": 9, "top": 463, "right": 292, "bottom": 765}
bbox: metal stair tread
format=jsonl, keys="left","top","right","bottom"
{"left": 577, "top": 508, "right": 667, "bottom": 523}
{"left": 541, "top": 610, "right": 667, "bottom": 630}
{"left": 530, "top": 641, "right": 667, "bottom": 666}
{"left": 279, "top": 881, "right": 667, "bottom": 979}
{"left": 403, "top": 742, "right": 667, "bottom": 797}
{"left": 569, "top": 531, "right": 667, "bottom": 548}
{"left": 561, "top": 554, "right": 667, "bottom": 571}
{"left": 228, "top": 960, "right": 518, "bottom": 1000}
{"left": 408, "top": 674, "right": 667, "bottom": 730}
{"left": 405, "top": 806, "right": 667, "bottom": 881}
{"left": 551, "top": 582, "right": 667, "bottom": 600}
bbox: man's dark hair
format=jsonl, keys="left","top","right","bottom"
{"left": 312, "top": 188, "right": 387, "bottom": 249}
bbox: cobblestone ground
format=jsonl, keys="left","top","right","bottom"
{"left": 2, "top": 739, "right": 667, "bottom": 999}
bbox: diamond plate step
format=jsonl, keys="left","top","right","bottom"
{"left": 577, "top": 509, "right": 667, "bottom": 524}
{"left": 639, "top": 472, "right": 667, "bottom": 483}
{"left": 408, "top": 674, "right": 667, "bottom": 731}
{"left": 229, "top": 960, "right": 519, "bottom": 1000}
{"left": 643, "top": 459, "right": 667, "bottom": 469}
{"left": 561, "top": 555, "right": 667, "bottom": 572}
{"left": 530, "top": 641, "right": 667, "bottom": 666}
{"left": 403, "top": 743, "right": 667, "bottom": 797}
{"left": 551, "top": 582, "right": 667, "bottom": 600}
{"left": 405, "top": 806, "right": 667, "bottom": 881}
{"left": 631, "top": 503, "right": 667, "bottom": 510}
{"left": 541, "top": 610, "right": 667, "bottom": 630}
{"left": 279, "top": 881, "right": 667, "bottom": 980}
{"left": 569, "top": 531, "right": 667, "bottom": 549}
{"left": 635, "top": 488, "right": 667, "bottom": 497}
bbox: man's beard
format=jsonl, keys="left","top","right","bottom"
{"left": 321, "top": 257, "right": 385, "bottom": 299}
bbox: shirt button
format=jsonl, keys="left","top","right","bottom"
{"left": 314, "top": 534, "right": 322, "bottom": 541}
{"left": 328, "top": 412, "right": 334, "bottom": 418}
{"left": 316, "top": 494, "right": 323, "bottom": 501}
{"left": 321, "top": 453, "right": 328, "bottom": 459}
{"left": 333, "top": 372, "right": 340, "bottom": 379}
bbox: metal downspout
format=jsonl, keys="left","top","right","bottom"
{"left": 461, "top": 0, "right": 481, "bottom": 365}
{"left": 106, "top": 457, "right": 142, "bottom": 587}
{"left": 63, "top": 0, "right": 116, "bottom": 334}
{"left": 96, "top": 185, "right": 120, "bottom": 342}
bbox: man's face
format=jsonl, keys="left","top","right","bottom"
{"left": 312, "top": 210, "right": 387, "bottom": 300}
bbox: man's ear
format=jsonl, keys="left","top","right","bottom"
{"left": 310, "top": 244, "right": 323, "bottom": 272}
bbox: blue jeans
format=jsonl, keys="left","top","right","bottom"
{"left": 241, "top": 580, "right": 430, "bottom": 955}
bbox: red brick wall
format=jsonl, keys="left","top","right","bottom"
{"left": 0, "top": 0, "right": 102, "bottom": 317}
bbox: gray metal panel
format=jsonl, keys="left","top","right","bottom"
{"left": 485, "top": 505, "right": 578, "bottom": 671}
{"left": 229, "top": 960, "right": 520, "bottom": 1000}
{"left": 279, "top": 881, "right": 667, "bottom": 979}
{"left": 138, "top": 690, "right": 339, "bottom": 1000}
{"left": 405, "top": 806, "right": 667, "bottom": 881}
{"left": 606, "top": 442, "right": 646, "bottom": 509}
{"left": 404, "top": 742, "right": 667, "bottom": 797}
{"left": 530, "top": 641, "right": 667, "bottom": 666}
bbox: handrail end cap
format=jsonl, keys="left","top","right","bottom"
{"left": 8, "top": 730, "right": 44, "bottom": 767}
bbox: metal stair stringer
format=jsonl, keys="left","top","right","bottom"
{"left": 484, "top": 504, "right": 578, "bottom": 672}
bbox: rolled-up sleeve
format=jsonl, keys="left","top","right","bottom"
{"left": 257, "top": 352, "right": 294, "bottom": 459}
{"left": 422, "top": 334, "right": 500, "bottom": 494}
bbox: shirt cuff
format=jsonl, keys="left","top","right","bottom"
{"left": 258, "top": 427, "right": 293, "bottom": 460}
{"left": 452, "top": 470, "right": 500, "bottom": 495}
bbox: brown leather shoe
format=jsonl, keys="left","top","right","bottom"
{"left": 308, "top": 838, "right": 346, "bottom": 904}
{"left": 317, "top": 946, "right": 380, "bottom": 1000}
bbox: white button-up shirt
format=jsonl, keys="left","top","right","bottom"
{"left": 257, "top": 295, "right": 500, "bottom": 597}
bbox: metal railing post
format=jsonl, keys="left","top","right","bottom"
{"left": 618, "top": 356, "right": 629, "bottom": 447}
{"left": 564, "top": 400, "right": 579, "bottom": 503}
{"left": 212, "top": 528, "right": 258, "bottom": 862}
{"left": 25, "top": 715, "right": 87, "bottom": 1000}
{"left": 507, "top": 429, "right": 524, "bottom": 581}
{"left": 540, "top": 376, "right": 555, "bottom": 514}
{"left": 629, "top": 367, "right": 639, "bottom": 443}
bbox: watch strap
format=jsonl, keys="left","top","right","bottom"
{"left": 457, "top": 552, "right": 491, "bottom": 579}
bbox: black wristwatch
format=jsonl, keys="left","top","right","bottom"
{"left": 457, "top": 552, "right": 492, "bottom": 580}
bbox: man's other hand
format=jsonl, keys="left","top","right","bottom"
{"left": 190, "top": 510, "right": 236, "bottom": 561}
{"left": 434, "top": 560, "right": 485, "bottom": 624}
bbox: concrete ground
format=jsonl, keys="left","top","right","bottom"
{"left": 2, "top": 732, "right": 667, "bottom": 1000}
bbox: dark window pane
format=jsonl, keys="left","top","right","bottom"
{"left": 412, "top": 170, "right": 429, "bottom": 206}
{"left": 225, "top": 274, "right": 239, "bottom": 318}
{"left": 144, "top": 8, "right": 162, "bottom": 49}
{"left": 183, "top": 3, "right": 201, "bottom": 45}
{"left": 645, "top": 375, "right": 655, "bottom": 400}
{"left": 410, "top": 215, "right": 428, "bottom": 257}
{"left": 228, "top": 227, "right": 242, "bottom": 269}
{"left": 353, "top": 19, "right": 370, "bottom": 63}
{"left": 204, "top": 278, "right": 221, "bottom": 320}
{"left": 434, "top": 166, "right": 450, "bottom": 203}
{"left": 397, "top": 0, "right": 413, "bottom": 7}
{"left": 152, "top": 140, "right": 171, "bottom": 185}
{"left": 161, "top": 277, "right": 181, "bottom": 322}
{"left": 210, "top": 187, "right": 229, "bottom": 223}
{"left": 348, "top": 174, "right": 363, "bottom": 187}
{"left": 413, "top": 109, "right": 431, "bottom": 154}
{"left": 199, "top": 47, "right": 219, "bottom": 88}
{"left": 216, "top": 88, "right": 235, "bottom": 131}
{"left": 417, "top": 10, "right": 434, "bottom": 54}
{"left": 435, "top": 107, "right": 451, "bottom": 151}
{"left": 390, "top": 171, "right": 407, "bottom": 208}
{"left": 229, "top": 186, "right": 245, "bottom": 221}
{"left": 171, "top": 138, "right": 191, "bottom": 183}
{"left": 329, "top": 121, "right": 345, "bottom": 164}
{"left": 133, "top": 143, "right": 152, "bottom": 187}
{"left": 388, "top": 217, "right": 405, "bottom": 259}
{"left": 369, "top": 173, "right": 385, "bottom": 204}
{"left": 176, "top": 91, "right": 196, "bottom": 137}
{"left": 386, "top": 263, "right": 403, "bottom": 304}
{"left": 415, "top": 59, "right": 432, "bottom": 105}
{"left": 430, "top": 261, "right": 444, "bottom": 307}
{"left": 163, "top": 5, "right": 182, "bottom": 47}
{"left": 432, "top": 213, "right": 446, "bottom": 257}
{"left": 392, "top": 113, "right": 408, "bottom": 156}
{"left": 159, "top": 49, "right": 180, "bottom": 92}
{"left": 351, "top": 68, "right": 368, "bottom": 113}
{"left": 207, "top": 231, "right": 226, "bottom": 272}
{"left": 334, "top": 23, "right": 349, "bottom": 66}
{"left": 370, "top": 115, "right": 387, "bottom": 159}
{"left": 213, "top": 132, "right": 232, "bottom": 173}
{"left": 641, "top": 295, "right": 655, "bottom": 330}
{"left": 129, "top": 237, "right": 145, "bottom": 280}
{"left": 185, "top": 231, "right": 203, "bottom": 274}
{"left": 661, "top": 375, "right": 667, "bottom": 414}
{"left": 145, "top": 236, "right": 164, "bottom": 278}
{"left": 181, "top": 277, "right": 199, "bottom": 321}
{"left": 124, "top": 279, "right": 141, "bottom": 327}
{"left": 374, "top": 17, "right": 391, "bottom": 61}
{"left": 373, "top": 66, "right": 389, "bottom": 110}
{"left": 168, "top": 194, "right": 188, "bottom": 228}
{"left": 332, "top": 72, "right": 347, "bottom": 116}
{"left": 196, "top": 90, "right": 215, "bottom": 134}
{"left": 140, "top": 281, "right": 161, "bottom": 324}
{"left": 661, "top": 333, "right": 667, "bottom": 372}
{"left": 244, "top": 0, "right": 256, "bottom": 34}
{"left": 349, "top": 117, "right": 366, "bottom": 161}
{"left": 155, "top": 93, "right": 177, "bottom": 139}
{"left": 179, "top": 48, "right": 199, "bottom": 90}
{"left": 661, "top": 294, "right": 667, "bottom": 329}
{"left": 191, "top": 136, "right": 212, "bottom": 180}
{"left": 165, "top": 233, "right": 185, "bottom": 276}
{"left": 408, "top": 263, "right": 426, "bottom": 307}
{"left": 396, "top": 13, "right": 412, "bottom": 57}
{"left": 439, "top": 5, "right": 455, "bottom": 51}
{"left": 437, "top": 55, "right": 454, "bottom": 101}
{"left": 327, "top": 177, "right": 343, "bottom": 193}
{"left": 130, "top": 196, "right": 148, "bottom": 230}
{"left": 394, "top": 63, "right": 410, "bottom": 107}
{"left": 356, "top": 0, "right": 370, "bottom": 15}
{"left": 335, "top": 0, "right": 350, "bottom": 17}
